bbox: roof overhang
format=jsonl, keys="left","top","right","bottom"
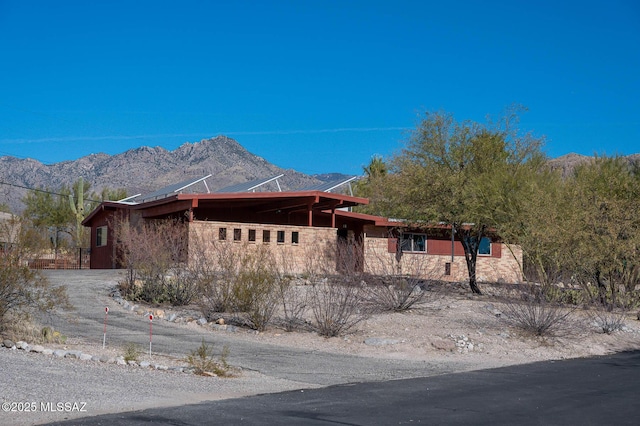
{"left": 82, "top": 191, "right": 369, "bottom": 226}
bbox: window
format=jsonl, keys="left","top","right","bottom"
{"left": 445, "top": 262, "right": 452, "bottom": 276}
{"left": 291, "top": 231, "right": 299, "bottom": 244}
{"left": 233, "top": 228, "right": 242, "bottom": 241}
{"left": 219, "top": 228, "right": 227, "bottom": 241}
{"left": 478, "top": 237, "right": 491, "bottom": 255}
{"left": 277, "top": 230, "right": 285, "bottom": 243}
{"left": 96, "top": 226, "right": 107, "bottom": 247}
{"left": 464, "top": 236, "right": 492, "bottom": 256}
{"left": 248, "top": 229, "right": 256, "bottom": 242}
{"left": 400, "top": 233, "right": 426, "bottom": 252}
{"left": 262, "top": 230, "right": 270, "bottom": 243}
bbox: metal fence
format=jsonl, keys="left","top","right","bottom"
{"left": 27, "top": 248, "right": 91, "bottom": 270}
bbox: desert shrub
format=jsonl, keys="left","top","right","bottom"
{"left": 585, "top": 287, "right": 639, "bottom": 334}
{"left": 114, "top": 218, "right": 196, "bottom": 306}
{"left": 277, "top": 280, "right": 309, "bottom": 332}
{"left": 588, "top": 305, "right": 628, "bottom": 334}
{"left": 232, "top": 248, "right": 280, "bottom": 331}
{"left": 305, "top": 237, "right": 369, "bottom": 337}
{"left": 362, "top": 274, "right": 430, "bottom": 313}
{"left": 500, "top": 285, "right": 577, "bottom": 337}
{"left": 185, "top": 339, "right": 231, "bottom": 377}
{"left": 310, "top": 278, "right": 368, "bottom": 337}
{"left": 194, "top": 238, "right": 240, "bottom": 314}
{"left": 41, "top": 326, "right": 67, "bottom": 344}
{"left": 0, "top": 216, "right": 68, "bottom": 333}
{"left": 123, "top": 342, "right": 141, "bottom": 362}
{"left": 193, "top": 236, "right": 281, "bottom": 331}
{"left": 542, "top": 286, "right": 587, "bottom": 306}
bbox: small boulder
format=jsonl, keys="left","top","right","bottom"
{"left": 431, "top": 338, "right": 457, "bottom": 352}
{"left": 3, "top": 339, "right": 15, "bottom": 348}
{"left": 29, "top": 345, "right": 45, "bottom": 353}
{"left": 99, "top": 355, "right": 112, "bottom": 363}
{"left": 364, "top": 337, "right": 400, "bottom": 346}
{"left": 53, "top": 349, "right": 67, "bottom": 358}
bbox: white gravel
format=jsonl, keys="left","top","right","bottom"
{"left": 0, "top": 348, "right": 314, "bottom": 426}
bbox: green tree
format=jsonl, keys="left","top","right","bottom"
{"left": 353, "top": 155, "right": 388, "bottom": 214}
{"left": 97, "top": 187, "right": 128, "bottom": 202}
{"left": 499, "top": 164, "right": 570, "bottom": 287}
{"left": 22, "top": 178, "right": 99, "bottom": 248}
{"left": 375, "top": 110, "right": 545, "bottom": 294}
{"left": 564, "top": 156, "right": 640, "bottom": 304}
{"left": 22, "top": 187, "right": 73, "bottom": 251}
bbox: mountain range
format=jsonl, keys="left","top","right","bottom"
{"left": 0, "top": 136, "right": 335, "bottom": 212}
{"left": 0, "top": 136, "right": 638, "bottom": 213}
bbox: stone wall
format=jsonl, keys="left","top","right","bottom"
{"left": 189, "top": 220, "right": 337, "bottom": 274}
{"left": 188, "top": 221, "right": 524, "bottom": 283}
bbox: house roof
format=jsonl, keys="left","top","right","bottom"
{"left": 82, "top": 191, "right": 370, "bottom": 226}
{"left": 331, "top": 209, "right": 401, "bottom": 227}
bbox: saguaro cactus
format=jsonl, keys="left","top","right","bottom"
{"left": 69, "top": 178, "right": 86, "bottom": 247}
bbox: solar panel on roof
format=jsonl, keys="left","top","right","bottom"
{"left": 215, "top": 174, "right": 284, "bottom": 193}
{"left": 297, "top": 176, "right": 358, "bottom": 194}
{"left": 134, "top": 175, "right": 212, "bottom": 203}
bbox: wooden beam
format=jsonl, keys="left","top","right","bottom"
{"left": 140, "top": 200, "right": 194, "bottom": 218}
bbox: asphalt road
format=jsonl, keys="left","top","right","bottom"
{"left": 47, "top": 350, "right": 640, "bottom": 425}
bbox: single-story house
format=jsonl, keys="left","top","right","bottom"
{"left": 81, "top": 177, "right": 523, "bottom": 283}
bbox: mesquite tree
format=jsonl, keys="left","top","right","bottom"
{"left": 371, "top": 109, "right": 545, "bottom": 294}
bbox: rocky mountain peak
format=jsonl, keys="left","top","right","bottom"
{"left": 0, "top": 136, "right": 322, "bottom": 213}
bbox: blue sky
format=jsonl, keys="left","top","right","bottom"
{"left": 1, "top": 0, "right": 638, "bottom": 176}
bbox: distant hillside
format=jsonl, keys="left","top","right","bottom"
{"left": 2, "top": 139, "right": 636, "bottom": 214}
{"left": 547, "top": 153, "right": 640, "bottom": 177}
{"left": 0, "top": 136, "right": 328, "bottom": 212}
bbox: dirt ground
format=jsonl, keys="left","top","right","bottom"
{"left": 137, "top": 281, "right": 640, "bottom": 372}
{"left": 13, "top": 280, "right": 640, "bottom": 373}
{"left": 238, "top": 284, "right": 640, "bottom": 371}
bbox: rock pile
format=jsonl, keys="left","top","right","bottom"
{"left": 110, "top": 287, "right": 241, "bottom": 333}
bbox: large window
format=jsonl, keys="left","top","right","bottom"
{"left": 96, "top": 226, "right": 107, "bottom": 247}
{"left": 400, "top": 233, "right": 426, "bottom": 252}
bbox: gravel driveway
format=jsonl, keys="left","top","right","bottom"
{"left": 1, "top": 270, "right": 463, "bottom": 425}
